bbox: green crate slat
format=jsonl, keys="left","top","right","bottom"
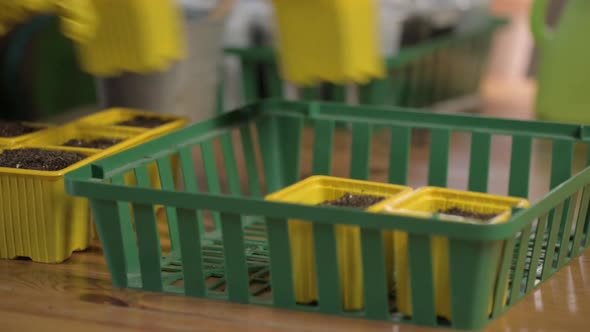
{"left": 278, "top": 116, "right": 304, "bottom": 186}
{"left": 133, "top": 166, "right": 164, "bottom": 291}
{"left": 525, "top": 214, "right": 548, "bottom": 292}
{"left": 541, "top": 203, "right": 565, "bottom": 280}
{"left": 509, "top": 136, "right": 533, "bottom": 198}
{"left": 492, "top": 237, "right": 516, "bottom": 317}
{"left": 572, "top": 186, "right": 590, "bottom": 256}
{"left": 428, "top": 128, "right": 451, "bottom": 187}
{"left": 220, "top": 132, "right": 243, "bottom": 196}
{"left": 552, "top": 141, "right": 575, "bottom": 247}
{"left": 360, "top": 228, "right": 389, "bottom": 320}
{"left": 313, "top": 223, "right": 342, "bottom": 314}
{"left": 176, "top": 208, "right": 206, "bottom": 297}
{"left": 550, "top": 140, "right": 574, "bottom": 189}
{"left": 389, "top": 126, "right": 411, "bottom": 185}
{"left": 239, "top": 124, "right": 263, "bottom": 197}
{"left": 179, "top": 146, "right": 206, "bottom": 236}
{"left": 407, "top": 234, "right": 436, "bottom": 325}
{"left": 350, "top": 123, "right": 372, "bottom": 180}
{"left": 258, "top": 115, "right": 303, "bottom": 190}
{"left": 220, "top": 213, "right": 249, "bottom": 302}
{"left": 265, "top": 217, "right": 295, "bottom": 307}
{"left": 157, "top": 156, "right": 181, "bottom": 250}
{"left": 312, "top": 119, "right": 335, "bottom": 175}
{"left": 508, "top": 225, "right": 532, "bottom": 304}
{"left": 90, "top": 199, "right": 128, "bottom": 288}
{"left": 556, "top": 194, "right": 578, "bottom": 268}
{"left": 468, "top": 132, "right": 492, "bottom": 192}
{"left": 133, "top": 202, "right": 163, "bottom": 292}
{"left": 113, "top": 175, "right": 140, "bottom": 274}
{"left": 202, "top": 140, "right": 223, "bottom": 230}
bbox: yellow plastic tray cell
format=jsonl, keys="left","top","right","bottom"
{"left": 73, "top": 108, "right": 188, "bottom": 139}
{"left": 71, "top": 108, "right": 188, "bottom": 189}
{"left": 0, "top": 121, "right": 54, "bottom": 147}
{"left": 0, "top": 145, "right": 104, "bottom": 263}
{"left": 374, "top": 187, "right": 530, "bottom": 320}
{"left": 27, "top": 123, "right": 137, "bottom": 149}
{"left": 75, "top": 0, "right": 186, "bottom": 76}
{"left": 271, "top": 0, "right": 385, "bottom": 85}
{"left": 265, "top": 176, "right": 412, "bottom": 310}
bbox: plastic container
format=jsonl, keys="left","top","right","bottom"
{"left": 0, "top": 145, "right": 100, "bottom": 263}
{"left": 66, "top": 100, "right": 590, "bottom": 330}
{"left": 373, "top": 187, "right": 530, "bottom": 320}
{"left": 0, "top": 109, "right": 187, "bottom": 263}
{"left": 223, "top": 14, "right": 508, "bottom": 108}
{"left": 265, "top": 175, "right": 412, "bottom": 310}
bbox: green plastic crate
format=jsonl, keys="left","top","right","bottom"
{"left": 66, "top": 100, "right": 590, "bottom": 331}
{"left": 224, "top": 15, "right": 508, "bottom": 108}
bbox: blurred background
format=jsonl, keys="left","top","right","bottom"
{"left": 0, "top": 0, "right": 568, "bottom": 123}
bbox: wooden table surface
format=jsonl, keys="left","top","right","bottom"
{"left": 3, "top": 2, "right": 590, "bottom": 331}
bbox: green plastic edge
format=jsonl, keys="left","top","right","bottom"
{"left": 66, "top": 99, "right": 590, "bottom": 242}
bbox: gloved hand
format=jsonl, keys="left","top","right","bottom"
{"left": 0, "top": 0, "right": 96, "bottom": 43}
{"left": 55, "top": 0, "right": 97, "bottom": 44}
{"left": 0, "top": 1, "right": 36, "bottom": 35}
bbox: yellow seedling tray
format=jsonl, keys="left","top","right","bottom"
{"left": 71, "top": 108, "right": 188, "bottom": 189}
{"left": 75, "top": 0, "right": 185, "bottom": 76}
{"left": 373, "top": 187, "right": 530, "bottom": 320}
{"left": 0, "top": 109, "right": 188, "bottom": 263}
{"left": 0, "top": 121, "right": 53, "bottom": 146}
{"left": 265, "top": 175, "right": 412, "bottom": 310}
{"left": 0, "top": 144, "right": 105, "bottom": 263}
{"left": 72, "top": 108, "right": 188, "bottom": 140}
{"left": 271, "top": 0, "right": 385, "bottom": 85}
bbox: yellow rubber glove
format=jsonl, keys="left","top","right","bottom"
{"left": 0, "top": 1, "right": 36, "bottom": 35}
{"left": 55, "top": 0, "right": 97, "bottom": 44}
{"left": 0, "top": 0, "right": 96, "bottom": 43}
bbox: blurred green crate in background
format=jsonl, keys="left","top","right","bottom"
{"left": 224, "top": 15, "right": 508, "bottom": 110}
{"left": 0, "top": 15, "right": 97, "bottom": 122}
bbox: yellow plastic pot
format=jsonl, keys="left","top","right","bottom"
{"left": 0, "top": 122, "right": 53, "bottom": 147}
{"left": 265, "top": 175, "right": 412, "bottom": 310}
{"left": 374, "top": 187, "right": 530, "bottom": 319}
{"left": 0, "top": 145, "right": 103, "bottom": 263}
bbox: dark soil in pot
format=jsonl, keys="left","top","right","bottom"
{"left": 0, "top": 148, "right": 87, "bottom": 171}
